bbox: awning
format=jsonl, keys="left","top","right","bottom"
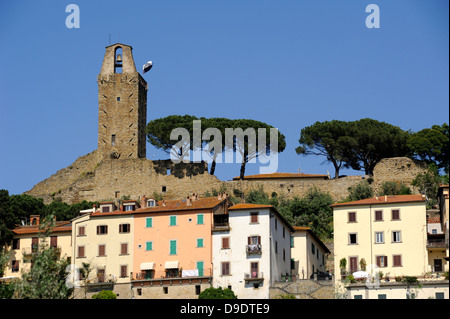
{"left": 140, "top": 262, "right": 155, "bottom": 270}
{"left": 165, "top": 261, "right": 179, "bottom": 269}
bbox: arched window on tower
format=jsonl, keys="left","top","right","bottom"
{"left": 114, "top": 47, "right": 123, "bottom": 74}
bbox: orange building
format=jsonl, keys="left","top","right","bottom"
{"left": 131, "top": 195, "right": 229, "bottom": 298}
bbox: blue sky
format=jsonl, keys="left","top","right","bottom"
{"left": 0, "top": 0, "right": 448, "bottom": 195}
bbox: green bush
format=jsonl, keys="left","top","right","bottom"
{"left": 198, "top": 287, "right": 237, "bottom": 299}
{"left": 92, "top": 290, "right": 117, "bottom": 299}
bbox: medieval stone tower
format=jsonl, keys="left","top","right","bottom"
{"left": 97, "top": 43, "right": 147, "bottom": 160}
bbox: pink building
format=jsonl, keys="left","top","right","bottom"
{"left": 131, "top": 195, "right": 229, "bottom": 298}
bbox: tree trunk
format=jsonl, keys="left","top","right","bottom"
{"left": 239, "top": 161, "right": 246, "bottom": 180}
{"left": 210, "top": 160, "right": 216, "bottom": 175}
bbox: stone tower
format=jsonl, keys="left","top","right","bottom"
{"left": 97, "top": 43, "right": 147, "bottom": 160}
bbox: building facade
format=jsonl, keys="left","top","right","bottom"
{"left": 332, "top": 195, "right": 428, "bottom": 282}
{"left": 291, "top": 226, "right": 331, "bottom": 280}
{"left": 212, "top": 203, "right": 294, "bottom": 299}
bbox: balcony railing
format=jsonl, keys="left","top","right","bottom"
{"left": 244, "top": 272, "right": 264, "bottom": 281}
{"left": 427, "top": 237, "right": 447, "bottom": 248}
{"left": 246, "top": 244, "right": 262, "bottom": 254}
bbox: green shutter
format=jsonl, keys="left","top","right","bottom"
{"left": 197, "top": 261, "right": 204, "bottom": 276}
{"left": 146, "top": 217, "right": 153, "bottom": 228}
{"left": 170, "top": 216, "right": 177, "bottom": 226}
{"left": 197, "top": 214, "right": 204, "bottom": 224}
{"left": 170, "top": 240, "right": 177, "bottom": 255}
{"left": 146, "top": 241, "right": 152, "bottom": 251}
{"left": 197, "top": 238, "right": 204, "bottom": 248}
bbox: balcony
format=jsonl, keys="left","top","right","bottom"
{"left": 246, "top": 244, "right": 262, "bottom": 255}
{"left": 244, "top": 272, "right": 264, "bottom": 281}
{"left": 427, "top": 234, "right": 447, "bottom": 248}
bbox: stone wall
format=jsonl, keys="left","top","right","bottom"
{"left": 25, "top": 156, "right": 427, "bottom": 205}
{"left": 270, "top": 279, "right": 335, "bottom": 299}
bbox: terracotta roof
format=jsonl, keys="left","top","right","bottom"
{"left": 13, "top": 221, "right": 72, "bottom": 235}
{"left": 331, "top": 194, "right": 426, "bottom": 208}
{"left": 232, "top": 172, "right": 329, "bottom": 180}
{"left": 228, "top": 203, "right": 273, "bottom": 210}
{"left": 134, "top": 197, "right": 226, "bottom": 214}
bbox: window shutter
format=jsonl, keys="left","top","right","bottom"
{"left": 384, "top": 256, "right": 388, "bottom": 267}
{"left": 248, "top": 237, "right": 251, "bottom": 245}
{"left": 146, "top": 217, "right": 153, "bottom": 228}
{"left": 197, "top": 214, "right": 204, "bottom": 224}
{"left": 121, "top": 243, "right": 128, "bottom": 255}
{"left": 146, "top": 241, "right": 152, "bottom": 251}
{"left": 376, "top": 256, "right": 380, "bottom": 267}
{"left": 97, "top": 226, "right": 100, "bottom": 234}
{"left": 222, "top": 237, "right": 229, "bottom": 249}
{"left": 170, "top": 240, "right": 177, "bottom": 255}
{"left": 258, "top": 236, "right": 261, "bottom": 245}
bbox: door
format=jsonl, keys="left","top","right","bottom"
{"left": 197, "top": 261, "right": 204, "bottom": 277}
{"left": 434, "top": 259, "right": 443, "bottom": 272}
{"left": 250, "top": 262, "right": 259, "bottom": 278}
{"left": 349, "top": 257, "right": 358, "bottom": 274}
{"left": 97, "top": 269, "right": 105, "bottom": 283}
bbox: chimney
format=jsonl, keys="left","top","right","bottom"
{"left": 218, "top": 193, "right": 223, "bottom": 200}
{"left": 93, "top": 204, "right": 97, "bottom": 213}
{"left": 385, "top": 195, "right": 388, "bottom": 202}
{"left": 162, "top": 200, "right": 166, "bottom": 207}
{"left": 186, "top": 196, "right": 192, "bottom": 206}
{"left": 141, "top": 195, "right": 147, "bottom": 208}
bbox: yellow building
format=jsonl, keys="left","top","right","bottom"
{"left": 291, "top": 226, "right": 331, "bottom": 280}
{"left": 438, "top": 184, "right": 449, "bottom": 266}
{"left": 332, "top": 194, "right": 428, "bottom": 282}
{"left": 2, "top": 215, "right": 72, "bottom": 280}
{"left": 71, "top": 202, "right": 135, "bottom": 298}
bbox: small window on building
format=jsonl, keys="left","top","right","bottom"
{"left": 348, "top": 212, "right": 356, "bottom": 223}
{"left": 117, "top": 97, "right": 120, "bottom": 102}
{"left": 124, "top": 204, "right": 135, "bottom": 211}
{"left": 376, "top": 255, "right": 388, "bottom": 268}
{"left": 12, "top": 238, "right": 20, "bottom": 250}
{"left": 119, "top": 224, "right": 130, "bottom": 233}
{"left": 375, "top": 210, "right": 383, "bottom": 221}
{"left": 435, "top": 292, "right": 445, "bottom": 299}
{"left": 166, "top": 169, "right": 171, "bottom": 175}
{"left": 221, "top": 262, "right": 230, "bottom": 275}
{"left": 146, "top": 241, "right": 153, "bottom": 251}
{"left": 111, "top": 134, "right": 116, "bottom": 146}
{"left": 97, "top": 225, "right": 108, "bottom": 235}
{"left": 98, "top": 244, "right": 106, "bottom": 256}
{"left": 392, "top": 231, "right": 401, "bottom": 243}
{"left": 147, "top": 200, "right": 156, "bottom": 207}
{"left": 197, "top": 238, "right": 204, "bottom": 248}
{"left": 349, "top": 233, "right": 357, "bottom": 245}
{"left": 197, "top": 214, "right": 204, "bottom": 225}
{"left": 163, "top": 287, "right": 168, "bottom": 294}
{"left": 78, "top": 226, "right": 86, "bottom": 236}
{"left": 391, "top": 209, "right": 400, "bottom": 220}
{"left": 195, "top": 285, "right": 201, "bottom": 295}
{"left": 250, "top": 212, "right": 259, "bottom": 224}
{"left": 393, "top": 255, "right": 402, "bottom": 267}
{"left": 146, "top": 217, "right": 153, "bottom": 228}
{"left": 222, "top": 237, "right": 230, "bottom": 249}
{"left": 162, "top": 186, "right": 167, "bottom": 193}
{"left": 169, "top": 216, "right": 177, "bottom": 226}
{"left": 378, "top": 294, "right": 387, "bottom": 299}
{"left": 375, "top": 231, "right": 384, "bottom": 244}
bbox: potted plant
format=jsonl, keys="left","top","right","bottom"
{"left": 339, "top": 258, "right": 347, "bottom": 275}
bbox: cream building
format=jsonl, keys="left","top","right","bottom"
{"left": 291, "top": 226, "right": 331, "bottom": 280}
{"left": 2, "top": 215, "right": 72, "bottom": 281}
{"left": 71, "top": 202, "right": 135, "bottom": 298}
{"left": 438, "top": 184, "right": 449, "bottom": 266}
{"left": 212, "top": 203, "right": 294, "bottom": 299}
{"left": 332, "top": 194, "right": 428, "bottom": 282}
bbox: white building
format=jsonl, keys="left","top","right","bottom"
{"left": 212, "top": 203, "right": 294, "bottom": 299}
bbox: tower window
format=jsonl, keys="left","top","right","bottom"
{"left": 114, "top": 47, "right": 123, "bottom": 74}
{"left": 117, "top": 97, "right": 120, "bottom": 101}
{"left": 111, "top": 134, "right": 116, "bottom": 146}
{"left": 162, "top": 186, "right": 167, "bottom": 193}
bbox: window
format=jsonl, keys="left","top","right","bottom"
{"left": 376, "top": 255, "right": 388, "bottom": 268}
{"left": 78, "top": 226, "right": 86, "bottom": 236}
{"left": 117, "top": 97, "right": 121, "bottom": 102}
{"left": 311, "top": 242, "right": 316, "bottom": 254}
{"left": 98, "top": 244, "right": 106, "bottom": 256}
{"left": 221, "top": 262, "right": 230, "bottom": 276}
{"left": 275, "top": 241, "right": 278, "bottom": 254}
{"left": 162, "top": 186, "right": 167, "bottom": 193}
{"left": 121, "top": 243, "right": 128, "bottom": 255}
{"left": 248, "top": 236, "right": 261, "bottom": 245}
{"left": 146, "top": 217, "right": 153, "bottom": 228}
{"left": 169, "top": 240, "right": 177, "bottom": 255}
{"left": 275, "top": 219, "right": 277, "bottom": 230}
{"left": 124, "top": 204, "right": 135, "bottom": 211}
{"left": 195, "top": 285, "right": 201, "bottom": 295}
{"left": 119, "top": 224, "right": 130, "bottom": 233}
{"left": 349, "top": 233, "right": 357, "bottom": 244}
{"left": 354, "top": 295, "right": 363, "bottom": 299}
{"left": 197, "top": 261, "right": 204, "bottom": 276}
{"left": 97, "top": 225, "right": 108, "bottom": 235}
{"left": 50, "top": 236, "right": 57, "bottom": 248}
{"left": 222, "top": 237, "right": 230, "bottom": 249}
{"left": 250, "top": 212, "right": 259, "bottom": 223}
{"left": 197, "top": 238, "right": 204, "bottom": 248}
{"left": 102, "top": 206, "right": 110, "bottom": 213}
{"left": 283, "top": 227, "right": 285, "bottom": 238}
{"left": 391, "top": 209, "right": 400, "bottom": 220}
{"left": 169, "top": 216, "right": 177, "bottom": 226}
{"left": 250, "top": 262, "right": 259, "bottom": 278}
{"left": 435, "top": 292, "right": 445, "bottom": 299}
{"left": 393, "top": 255, "right": 402, "bottom": 267}
{"left": 163, "top": 287, "right": 168, "bottom": 294}
{"left": 348, "top": 212, "right": 356, "bottom": 223}
{"left": 290, "top": 236, "right": 294, "bottom": 248}
{"left": 11, "top": 260, "right": 19, "bottom": 272}
{"left": 12, "top": 238, "right": 20, "bottom": 250}
{"left": 283, "top": 249, "right": 286, "bottom": 261}
{"left": 375, "top": 210, "right": 383, "bottom": 221}
{"left": 77, "top": 246, "right": 85, "bottom": 258}
{"left": 146, "top": 241, "right": 153, "bottom": 251}
{"left": 197, "top": 214, "right": 204, "bottom": 225}
{"left": 378, "top": 294, "right": 387, "bottom": 299}
{"left": 392, "top": 231, "right": 401, "bottom": 243}
{"left": 120, "top": 265, "right": 127, "bottom": 278}
{"left": 111, "top": 134, "right": 116, "bottom": 146}
{"left": 375, "top": 232, "right": 384, "bottom": 244}
{"left": 147, "top": 200, "right": 156, "bottom": 207}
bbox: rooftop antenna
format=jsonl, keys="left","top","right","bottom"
{"left": 109, "top": 33, "right": 111, "bottom": 45}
